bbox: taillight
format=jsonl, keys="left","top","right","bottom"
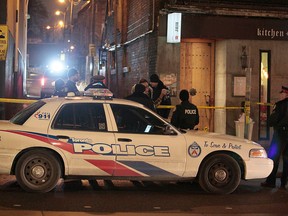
{"left": 41, "top": 77, "right": 45, "bottom": 86}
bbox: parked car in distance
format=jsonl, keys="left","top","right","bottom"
{"left": 40, "top": 68, "right": 67, "bottom": 98}
{"left": 26, "top": 72, "right": 42, "bottom": 99}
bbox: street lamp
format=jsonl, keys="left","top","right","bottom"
{"left": 58, "top": 20, "right": 65, "bottom": 28}
{"left": 57, "top": 0, "right": 82, "bottom": 70}
{"left": 58, "top": 0, "right": 74, "bottom": 32}
{"left": 55, "top": 10, "right": 63, "bottom": 16}
{"left": 55, "top": 10, "right": 67, "bottom": 28}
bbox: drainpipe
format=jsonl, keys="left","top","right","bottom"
{"left": 114, "top": 0, "right": 118, "bottom": 94}
{"left": 69, "top": 0, "right": 74, "bottom": 36}
{"left": 108, "top": 0, "right": 155, "bottom": 48}
{"left": 23, "top": 0, "right": 30, "bottom": 96}
{"left": 105, "top": 0, "right": 155, "bottom": 93}
{"left": 90, "top": 0, "right": 95, "bottom": 78}
{"left": 123, "top": 0, "right": 155, "bottom": 46}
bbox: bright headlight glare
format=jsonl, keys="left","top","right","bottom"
{"left": 50, "top": 60, "right": 64, "bottom": 72}
{"left": 249, "top": 149, "right": 267, "bottom": 158}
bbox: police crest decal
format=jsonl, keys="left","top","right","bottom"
{"left": 188, "top": 142, "right": 201, "bottom": 158}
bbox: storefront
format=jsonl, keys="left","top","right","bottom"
{"left": 158, "top": 13, "right": 288, "bottom": 144}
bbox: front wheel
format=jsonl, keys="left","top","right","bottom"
{"left": 15, "top": 150, "right": 61, "bottom": 193}
{"left": 198, "top": 154, "right": 241, "bottom": 194}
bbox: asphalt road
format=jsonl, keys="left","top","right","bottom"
{"left": 0, "top": 175, "right": 288, "bottom": 215}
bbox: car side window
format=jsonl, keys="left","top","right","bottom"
{"left": 10, "top": 101, "right": 46, "bottom": 125}
{"left": 52, "top": 103, "right": 107, "bottom": 131}
{"left": 110, "top": 104, "right": 166, "bottom": 134}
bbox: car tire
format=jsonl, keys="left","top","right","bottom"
{"left": 198, "top": 154, "right": 241, "bottom": 194}
{"left": 15, "top": 149, "right": 61, "bottom": 193}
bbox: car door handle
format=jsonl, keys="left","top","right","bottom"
{"left": 56, "top": 135, "right": 70, "bottom": 140}
{"left": 118, "top": 138, "right": 132, "bottom": 142}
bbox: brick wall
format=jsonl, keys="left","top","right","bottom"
{"left": 73, "top": 0, "right": 107, "bottom": 80}
{"left": 105, "top": 0, "right": 162, "bottom": 98}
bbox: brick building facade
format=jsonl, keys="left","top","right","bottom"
{"left": 100, "top": 0, "right": 161, "bottom": 98}
{"left": 74, "top": 0, "right": 288, "bottom": 145}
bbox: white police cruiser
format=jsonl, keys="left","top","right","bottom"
{"left": 0, "top": 89, "right": 273, "bottom": 194}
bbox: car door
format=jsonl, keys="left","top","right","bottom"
{"left": 48, "top": 102, "right": 117, "bottom": 176}
{"left": 108, "top": 104, "right": 187, "bottom": 178}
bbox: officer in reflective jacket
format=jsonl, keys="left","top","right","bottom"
{"left": 171, "top": 89, "right": 199, "bottom": 130}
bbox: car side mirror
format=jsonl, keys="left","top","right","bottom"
{"left": 163, "top": 125, "right": 177, "bottom": 135}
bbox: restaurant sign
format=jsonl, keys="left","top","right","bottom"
{"left": 167, "top": 13, "right": 182, "bottom": 43}
{"left": 179, "top": 15, "right": 288, "bottom": 41}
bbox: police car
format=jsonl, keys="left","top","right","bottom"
{"left": 0, "top": 89, "right": 273, "bottom": 194}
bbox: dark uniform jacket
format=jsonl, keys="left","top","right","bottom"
{"left": 268, "top": 98, "right": 288, "bottom": 129}
{"left": 84, "top": 81, "right": 107, "bottom": 91}
{"left": 171, "top": 101, "right": 199, "bottom": 130}
{"left": 125, "top": 92, "right": 156, "bottom": 112}
{"left": 151, "top": 80, "right": 171, "bottom": 118}
{"left": 66, "top": 80, "right": 80, "bottom": 96}
{"left": 53, "top": 90, "right": 67, "bottom": 97}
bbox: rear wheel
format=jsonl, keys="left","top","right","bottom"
{"left": 15, "top": 150, "right": 61, "bottom": 193}
{"left": 198, "top": 154, "right": 241, "bottom": 194}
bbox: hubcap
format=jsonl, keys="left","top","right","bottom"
{"left": 24, "top": 158, "right": 51, "bottom": 185}
{"left": 215, "top": 169, "right": 227, "bottom": 182}
{"left": 31, "top": 165, "right": 45, "bottom": 179}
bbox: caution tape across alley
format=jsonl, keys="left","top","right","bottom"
{"left": 0, "top": 98, "right": 36, "bottom": 104}
{"left": 158, "top": 102, "right": 273, "bottom": 110}
{"left": 0, "top": 98, "right": 273, "bottom": 110}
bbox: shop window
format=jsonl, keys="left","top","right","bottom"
{"left": 259, "top": 50, "right": 270, "bottom": 140}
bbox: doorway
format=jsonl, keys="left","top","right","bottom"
{"left": 180, "top": 40, "right": 215, "bottom": 131}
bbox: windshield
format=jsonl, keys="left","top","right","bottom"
{"left": 10, "top": 101, "right": 46, "bottom": 125}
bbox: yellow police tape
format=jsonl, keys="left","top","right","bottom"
{"left": 157, "top": 105, "right": 242, "bottom": 109}
{"left": 158, "top": 103, "right": 273, "bottom": 110}
{"left": 0, "top": 98, "right": 36, "bottom": 104}
{"left": 0, "top": 98, "right": 274, "bottom": 109}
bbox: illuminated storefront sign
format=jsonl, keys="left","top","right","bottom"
{"left": 167, "top": 13, "right": 182, "bottom": 43}
{"left": 159, "top": 15, "right": 288, "bottom": 41}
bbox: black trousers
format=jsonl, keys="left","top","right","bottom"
{"left": 266, "top": 128, "right": 288, "bottom": 186}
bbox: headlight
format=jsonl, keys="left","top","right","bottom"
{"left": 249, "top": 149, "right": 267, "bottom": 158}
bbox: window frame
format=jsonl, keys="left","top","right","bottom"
{"left": 10, "top": 101, "right": 46, "bottom": 125}
{"left": 51, "top": 103, "right": 108, "bottom": 132}
{"left": 258, "top": 50, "right": 271, "bottom": 141}
{"left": 110, "top": 104, "right": 170, "bottom": 135}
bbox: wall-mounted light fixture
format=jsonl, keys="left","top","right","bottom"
{"left": 240, "top": 46, "right": 248, "bottom": 69}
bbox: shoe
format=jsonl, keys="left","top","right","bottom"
{"left": 261, "top": 182, "right": 276, "bottom": 188}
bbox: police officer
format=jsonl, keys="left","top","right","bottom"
{"left": 66, "top": 68, "right": 80, "bottom": 96}
{"left": 84, "top": 75, "right": 107, "bottom": 91}
{"left": 150, "top": 74, "right": 171, "bottom": 118}
{"left": 53, "top": 78, "right": 67, "bottom": 97}
{"left": 171, "top": 89, "right": 199, "bottom": 130}
{"left": 125, "top": 84, "right": 156, "bottom": 112}
{"left": 262, "top": 86, "right": 288, "bottom": 189}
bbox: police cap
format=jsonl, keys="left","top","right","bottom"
{"left": 280, "top": 86, "right": 288, "bottom": 93}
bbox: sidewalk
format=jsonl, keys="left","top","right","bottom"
{"left": 0, "top": 211, "right": 207, "bottom": 216}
